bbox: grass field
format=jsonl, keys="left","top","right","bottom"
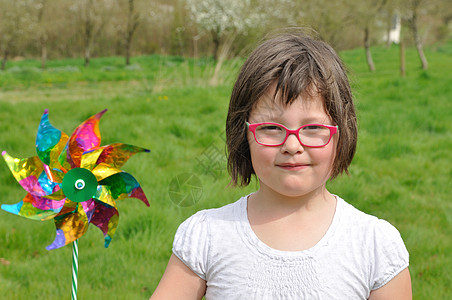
{"left": 0, "top": 40, "right": 451, "bottom": 299}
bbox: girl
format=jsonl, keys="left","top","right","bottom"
{"left": 151, "top": 31, "right": 411, "bottom": 299}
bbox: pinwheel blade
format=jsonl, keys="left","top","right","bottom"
{"left": 2, "top": 151, "right": 46, "bottom": 195}
{"left": 90, "top": 163, "right": 122, "bottom": 182}
{"left": 1, "top": 193, "right": 64, "bottom": 221}
{"left": 99, "top": 172, "right": 149, "bottom": 206}
{"left": 35, "top": 167, "right": 62, "bottom": 195}
{"left": 36, "top": 109, "right": 69, "bottom": 169}
{"left": 64, "top": 109, "right": 107, "bottom": 169}
{"left": 90, "top": 199, "right": 119, "bottom": 248}
{"left": 95, "top": 185, "right": 117, "bottom": 208}
{"left": 80, "top": 147, "right": 105, "bottom": 171}
{"left": 81, "top": 198, "right": 96, "bottom": 223}
{"left": 47, "top": 203, "right": 89, "bottom": 250}
{"left": 94, "top": 143, "right": 150, "bottom": 170}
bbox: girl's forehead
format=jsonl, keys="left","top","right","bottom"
{"left": 252, "top": 90, "right": 325, "bottom": 113}
{"left": 250, "top": 92, "right": 329, "bottom": 123}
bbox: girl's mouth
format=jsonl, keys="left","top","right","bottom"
{"left": 277, "top": 163, "right": 310, "bottom": 170}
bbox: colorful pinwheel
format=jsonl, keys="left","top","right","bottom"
{"left": 1, "top": 109, "right": 150, "bottom": 250}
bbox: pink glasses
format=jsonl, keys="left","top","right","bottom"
{"left": 246, "top": 122, "right": 338, "bottom": 147}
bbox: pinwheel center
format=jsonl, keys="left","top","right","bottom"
{"left": 75, "top": 179, "right": 85, "bottom": 190}
{"left": 62, "top": 168, "right": 98, "bottom": 203}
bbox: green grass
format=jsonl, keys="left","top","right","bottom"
{"left": 0, "top": 41, "right": 451, "bottom": 299}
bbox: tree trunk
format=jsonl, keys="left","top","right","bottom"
{"left": 212, "top": 30, "right": 220, "bottom": 61}
{"left": 84, "top": 46, "right": 90, "bottom": 67}
{"left": 386, "top": 13, "right": 392, "bottom": 48}
{"left": 126, "top": 39, "right": 131, "bottom": 65}
{"left": 37, "top": 0, "right": 47, "bottom": 69}
{"left": 125, "top": 0, "right": 139, "bottom": 66}
{"left": 84, "top": 1, "right": 93, "bottom": 67}
{"left": 400, "top": 41, "right": 406, "bottom": 77}
{"left": 40, "top": 38, "right": 47, "bottom": 69}
{"left": 410, "top": 8, "right": 428, "bottom": 70}
{"left": 364, "top": 27, "right": 376, "bottom": 72}
{"left": 1, "top": 51, "right": 8, "bottom": 71}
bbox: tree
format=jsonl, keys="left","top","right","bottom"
{"left": 0, "top": 0, "right": 34, "bottom": 70}
{"left": 408, "top": 0, "right": 428, "bottom": 69}
{"left": 400, "top": 0, "right": 429, "bottom": 70}
{"left": 115, "top": 0, "right": 141, "bottom": 65}
{"left": 70, "top": 0, "right": 113, "bottom": 67}
{"left": 35, "top": 0, "right": 48, "bottom": 69}
{"left": 350, "top": 0, "right": 388, "bottom": 72}
{"left": 185, "top": 0, "right": 264, "bottom": 60}
{"left": 298, "top": 0, "right": 354, "bottom": 50}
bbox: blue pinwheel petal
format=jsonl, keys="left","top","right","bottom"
{"left": 36, "top": 109, "right": 63, "bottom": 165}
{"left": 1, "top": 202, "right": 22, "bottom": 215}
{"left": 37, "top": 170, "right": 61, "bottom": 195}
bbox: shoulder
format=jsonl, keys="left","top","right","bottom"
{"left": 172, "top": 197, "right": 245, "bottom": 279}
{"left": 337, "top": 197, "right": 409, "bottom": 290}
{"left": 174, "top": 198, "right": 242, "bottom": 245}
{"left": 339, "top": 198, "right": 404, "bottom": 240}
{"left": 177, "top": 197, "right": 243, "bottom": 231}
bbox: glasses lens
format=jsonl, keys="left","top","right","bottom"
{"left": 255, "top": 124, "right": 286, "bottom": 145}
{"left": 299, "top": 125, "right": 331, "bottom": 146}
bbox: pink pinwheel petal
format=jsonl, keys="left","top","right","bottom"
{"left": 25, "top": 192, "right": 65, "bottom": 211}
{"left": 1, "top": 193, "right": 64, "bottom": 221}
{"left": 66, "top": 109, "right": 107, "bottom": 168}
{"left": 81, "top": 198, "right": 96, "bottom": 223}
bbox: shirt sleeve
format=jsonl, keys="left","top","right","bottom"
{"left": 371, "top": 219, "right": 409, "bottom": 290}
{"left": 172, "top": 210, "right": 210, "bottom": 280}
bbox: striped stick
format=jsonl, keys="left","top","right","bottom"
{"left": 71, "top": 239, "right": 79, "bottom": 300}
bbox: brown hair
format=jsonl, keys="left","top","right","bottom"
{"left": 226, "top": 30, "right": 357, "bottom": 186}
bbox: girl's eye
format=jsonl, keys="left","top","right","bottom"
{"left": 303, "top": 125, "right": 324, "bottom": 131}
{"left": 258, "top": 125, "right": 283, "bottom": 131}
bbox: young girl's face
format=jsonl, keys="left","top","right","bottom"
{"left": 247, "top": 87, "right": 337, "bottom": 199}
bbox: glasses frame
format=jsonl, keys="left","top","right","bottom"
{"left": 246, "top": 122, "right": 338, "bottom": 148}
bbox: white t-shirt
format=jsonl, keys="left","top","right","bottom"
{"left": 173, "top": 195, "right": 409, "bottom": 299}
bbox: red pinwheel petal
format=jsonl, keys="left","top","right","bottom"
{"left": 46, "top": 203, "right": 89, "bottom": 250}
{"left": 94, "top": 143, "right": 150, "bottom": 169}
{"left": 90, "top": 201, "right": 119, "bottom": 248}
{"left": 65, "top": 109, "right": 107, "bottom": 168}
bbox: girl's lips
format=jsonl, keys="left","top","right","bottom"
{"left": 277, "top": 163, "right": 310, "bottom": 170}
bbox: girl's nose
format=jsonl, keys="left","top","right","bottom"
{"left": 281, "top": 133, "right": 304, "bottom": 154}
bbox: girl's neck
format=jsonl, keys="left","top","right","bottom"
{"left": 250, "top": 184, "right": 335, "bottom": 216}
{"left": 247, "top": 184, "right": 337, "bottom": 251}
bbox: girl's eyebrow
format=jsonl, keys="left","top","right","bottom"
{"left": 251, "top": 115, "right": 331, "bottom": 124}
